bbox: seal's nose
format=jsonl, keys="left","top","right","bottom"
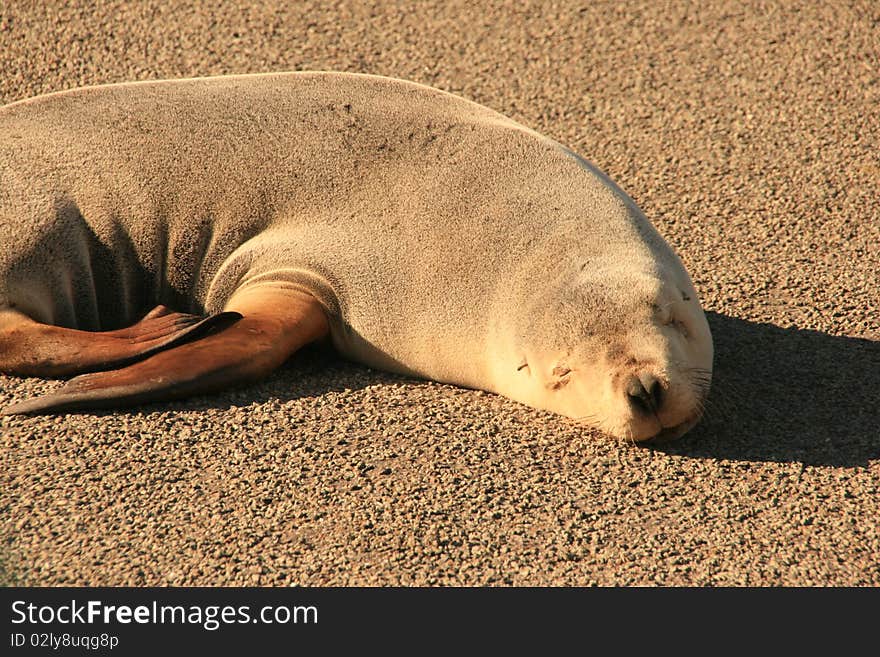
{"left": 625, "top": 373, "right": 663, "bottom": 415}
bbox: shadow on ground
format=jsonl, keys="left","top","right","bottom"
{"left": 656, "top": 312, "right": 880, "bottom": 467}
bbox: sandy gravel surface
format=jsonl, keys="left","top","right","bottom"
{"left": 1, "top": 1, "right": 878, "bottom": 586}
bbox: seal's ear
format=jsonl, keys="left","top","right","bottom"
{"left": 2, "top": 288, "right": 328, "bottom": 415}
{"left": 547, "top": 364, "right": 572, "bottom": 390}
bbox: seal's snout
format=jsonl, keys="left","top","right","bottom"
{"left": 625, "top": 373, "right": 664, "bottom": 416}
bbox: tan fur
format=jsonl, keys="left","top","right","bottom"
{"left": 0, "top": 72, "right": 712, "bottom": 440}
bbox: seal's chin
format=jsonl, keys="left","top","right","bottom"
{"left": 639, "top": 415, "right": 700, "bottom": 445}
{"left": 575, "top": 413, "right": 700, "bottom": 444}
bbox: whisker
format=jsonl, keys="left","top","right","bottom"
{"left": 571, "top": 409, "right": 600, "bottom": 421}
{"left": 627, "top": 427, "right": 638, "bottom": 448}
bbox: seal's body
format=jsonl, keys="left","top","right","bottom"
{"left": 0, "top": 73, "right": 712, "bottom": 441}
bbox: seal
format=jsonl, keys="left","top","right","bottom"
{"left": 0, "top": 72, "right": 713, "bottom": 442}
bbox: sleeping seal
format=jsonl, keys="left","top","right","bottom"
{"left": 0, "top": 72, "right": 713, "bottom": 442}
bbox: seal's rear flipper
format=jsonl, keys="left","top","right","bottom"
{"left": 2, "top": 288, "right": 329, "bottom": 415}
{"left": 0, "top": 305, "right": 241, "bottom": 378}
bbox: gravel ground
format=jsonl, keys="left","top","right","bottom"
{"left": 1, "top": 0, "right": 878, "bottom": 586}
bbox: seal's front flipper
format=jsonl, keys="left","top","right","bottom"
{"left": 0, "top": 305, "right": 241, "bottom": 378}
{"left": 2, "top": 288, "right": 329, "bottom": 415}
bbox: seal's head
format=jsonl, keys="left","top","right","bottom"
{"left": 504, "top": 264, "right": 713, "bottom": 443}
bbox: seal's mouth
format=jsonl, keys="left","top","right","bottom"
{"left": 640, "top": 415, "right": 700, "bottom": 445}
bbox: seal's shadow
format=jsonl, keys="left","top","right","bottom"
{"left": 655, "top": 311, "right": 880, "bottom": 467}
